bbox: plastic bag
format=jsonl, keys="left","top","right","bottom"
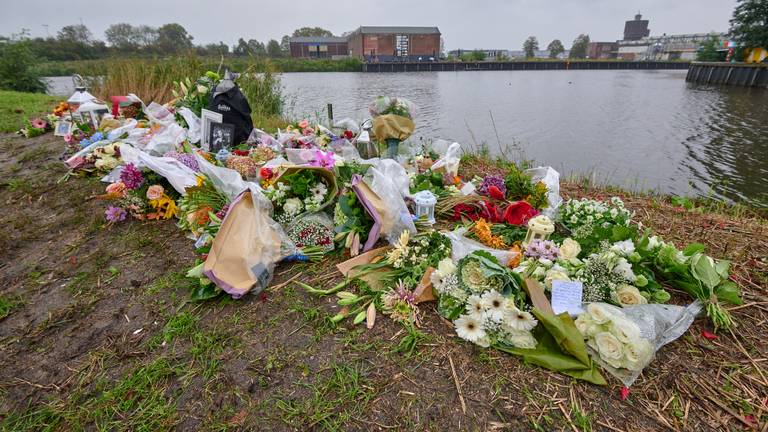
{"left": 177, "top": 107, "right": 201, "bottom": 144}
{"left": 431, "top": 142, "right": 462, "bottom": 178}
{"left": 446, "top": 226, "right": 519, "bottom": 264}
{"left": 365, "top": 164, "right": 416, "bottom": 245}
{"left": 333, "top": 117, "right": 360, "bottom": 134}
{"left": 525, "top": 166, "right": 562, "bottom": 217}
{"left": 246, "top": 128, "right": 281, "bottom": 151}
{"left": 143, "top": 122, "right": 186, "bottom": 156}
{"left": 119, "top": 145, "right": 198, "bottom": 194}
{"left": 575, "top": 301, "right": 701, "bottom": 387}
{"left": 368, "top": 96, "right": 417, "bottom": 119}
{"left": 372, "top": 159, "right": 410, "bottom": 198}
{"left": 144, "top": 102, "right": 175, "bottom": 125}
{"left": 106, "top": 118, "right": 138, "bottom": 141}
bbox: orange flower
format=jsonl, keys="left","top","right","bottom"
{"left": 507, "top": 244, "right": 522, "bottom": 268}
{"left": 473, "top": 218, "right": 506, "bottom": 249}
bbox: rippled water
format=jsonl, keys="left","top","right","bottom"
{"left": 46, "top": 71, "right": 768, "bottom": 205}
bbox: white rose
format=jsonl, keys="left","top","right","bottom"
{"left": 544, "top": 269, "right": 570, "bottom": 289}
{"left": 559, "top": 238, "right": 582, "bottom": 260}
{"left": 574, "top": 315, "right": 592, "bottom": 336}
{"left": 611, "top": 239, "right": 635, "bottom": 256}
{"left": 594, "top": 332, "right": 624, "bottom": 362}
{"left": 623, "top": 339, "right": 653, "bottom": 371}
{"left": 610, "top": 316, "right": 641, "bottom": 343}
{"left": 612, "top": 259, "right": 637, "bottom": 282}
{"left": 283, "top": 198, "right": 303, "bottom": 216}
{"left": 586, "top": 303, "right": 613, "bottom": 324}
{"left": 615, "top": 284, "right": 647, "bottom": 307}
{"left": 505, "top": 329, "right": 537, "bottom": 349}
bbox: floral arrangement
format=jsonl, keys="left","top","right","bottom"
{"left": 225, "top": 155, "right": 259, "bottom": 178}
{"left": 172, "top": 72, "right": 219, "bottom": 117}
{"left": 503, "top": 167, "right": 549, "bottom": 209}
{"left": 447, "top": 198, "right": 539, "bottom": 226}
{"left": 263, "top": 169, "right": 334, "bottom": 224}
{"left": 369, "top": 96, "right": 416, "bottom": 119}
{"left": 432, "top": 252, "right": 536, "bottom": 349}
{"left": 101, "top": 168, "right": 179, "bottom": 223}
{"left": 285, "top": 214, "right": 335, "bottom": 253}
{"left": 472, "top": 218, "right": 507, "bottom": 249}
{"left": 333, "top": 189, "right": 375, "bottom": 256}
{"left": 559, "top": 197, "right": 633, "bottom": 232}
{"left": 477, "top": 175, "right": 507, "bottom": 200}
{"left": 249, "top": 146, "right": 276, "bottom": 165}
{"left": 575, "top": 303, "right": 653, "bottom": 372}
{"left": 17, "top": 117, "right": 52, "bottom": 138}
{"left": 177, "top": 175, "right": 230, "bottom": 237}
{"left": 164, "top": 151, "right": 200, "bottom": 172}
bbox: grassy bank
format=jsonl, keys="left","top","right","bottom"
{"left": 0, "top": 90, "right": 60, "bottom": 133}
{"left": 37, "top": 56, "right": 363, "bottom": 77}
{"left": 0, "top": 133, "right": 765, "bottom": 430}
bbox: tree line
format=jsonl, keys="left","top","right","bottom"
{"left": 0, "top": 24, "right": 337, "bottom": 61}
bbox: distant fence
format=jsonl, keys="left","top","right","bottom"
{"left": 686, "top": 62, "right": 768, "bottom": 87}
{"left": 362, "top": 61, "right": 691, "bottom": 72}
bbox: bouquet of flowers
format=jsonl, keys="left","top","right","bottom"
{"left": 559, "top": 197, "right": 633, "bottom": 233}
{"left": 263, "top": 167, "right": 337, "bottom": 224}
{"left": 177, "top": 175, "right": 230, "bottom": 237}
{"left": 17, "top": 117, "right": 52, "bottom": 138}
{"left": 369, "top": 96, "right": 417, "bottom": 157}
{"left": 286, "top": 213, "right": 335, "bottom": 253}
{"left": 369, "top": 96, "right": 416, "bottom": 119}
{"left": 172, "top": 72, "right": 220, "bottom": 117}
{"left": 432, "top": 251, "right": 536, "bottom": 349}
{"left": 503, "top": 166, "right": 549, "bottom": 210}
{"left": 101, "top": 165, "right": 180, "bottom": 224}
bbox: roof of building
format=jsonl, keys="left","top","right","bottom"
{"left": 288, "top": 36, "right": 348, "bottom": 43}
{"left": 353, "top": 26, "right": 440, "bottom": 35}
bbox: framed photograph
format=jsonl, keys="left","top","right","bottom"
{"left": 209, "top": 122, "right": 235, "bottom": 153}
{"left": 200, "top": 109, "right": 223, "bottom": 151}
{"left": 54, "top": 120, "right": 73, "bottom": 137}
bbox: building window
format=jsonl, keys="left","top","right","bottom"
{"left": 395, "top": 34, "right": 409, "bottom": 57}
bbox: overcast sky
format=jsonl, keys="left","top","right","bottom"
{"left": 1, "top": 0, "right": 737, "bottom": 50}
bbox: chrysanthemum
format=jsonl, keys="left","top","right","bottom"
{"left": 104, "top": 206, "right": 127, "bottom": 223}
{"left": 454, "top": 314, "right": 487, "bottom": 344}
{"left": 504, "top": 306, "right": 538, "bottom": 332}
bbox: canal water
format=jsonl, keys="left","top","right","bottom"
{"left": 46, "top": 71, "right": 768, "bottom": 206}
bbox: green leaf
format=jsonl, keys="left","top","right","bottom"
{"left": 715, "top": 280, "right": 742, "bottom": 305}
{"left": 190, "top": 283, "right": 221, "bottom": 301}
{"left": 715, "top": 260, "right": 731, "bottom": 278}
{"left": 683, "top": 243, "right": 706, "bottom": 256}
{"left": 353, "top": 310, "right": 367, "bottom": 325}
{"left": 690, "top": 253, "right": 721, "bottom": 290}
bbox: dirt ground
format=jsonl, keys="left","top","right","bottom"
{"left": 0, "top": 133, "right": 766, "bottom": 431}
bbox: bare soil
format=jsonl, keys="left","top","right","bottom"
{"left": 0, "top": 133, "right": 766, "bottom": 431}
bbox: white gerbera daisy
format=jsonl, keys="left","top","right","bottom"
{"left": 481, "top": 290, "right": 507, "bottom": 321}
{"left": 505, "top": 307, "right": 538, "bottom": 332}
{"left": 454, "top": 314, "right": 487, "bottom": 344}
{"left": 465, "top": 295, "right": 484, "bottom": 318}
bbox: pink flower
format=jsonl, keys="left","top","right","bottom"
{"left": 146, "top": 184, "right": 165, "bottom": 200}
{"left": 310, "top": 150, "right": 335, "bottom": 169}
{"left": 298, "top": 119, "right": 309, "bottom": 129}
{"left": 106, "top": 182, "right": 127, "bottom": 197}
{"left": 620, "top": 386, "right": 630, "bottom": 401}
{"left": 64, "top": 133, "right": 73, "bottom": 143}
{"left": 30, "top": 118, "right": 47, "bottom": 129}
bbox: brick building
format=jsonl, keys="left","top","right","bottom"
{"left": 288, "top": 36, "right": 349, "bottom": 59}
{"left": 347, "top": 26, "right": 441, "bottom": 62}
{"left": 587, "top": 42, "right": 618, "bottom": 59}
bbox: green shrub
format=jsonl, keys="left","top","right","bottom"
{"left": 0, "top": 40, "right": 47, "bottom": 93}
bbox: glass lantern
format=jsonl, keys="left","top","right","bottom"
{"left": 412, "top": 190, "right": 437, "bottom": 224}
{"left": 523, "top": 215, "right": 554, "bottom": 246}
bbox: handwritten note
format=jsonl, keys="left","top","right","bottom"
{"left": 551, "top": 280, "right": 584, "bottom": 316}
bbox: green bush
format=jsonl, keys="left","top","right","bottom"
{"left": 0, "top": 40, "right": 47, "bottom": 93}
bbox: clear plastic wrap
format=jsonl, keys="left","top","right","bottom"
{"left": 285, "top": 212, "right": 336, "bottom": 253}
{"left": 431, "top": 142, "right": 462, "bottom": 178}
{"left": 575, "top": 301, "right": 701, "bottom": 386}
{"left": 106, "top": 118, "right": 138, "bottom": 141}
{"left": 372, "top": 159, "right": 410, "bottom": 198}
{"left": 119, "top": 145, "right": 198, "bottom": 195}
{"left": 333, "top": 117, "right": 360, "bottom": 134}
{"left": 365, "top": 163, "right": 416, "bottom": 245}
{"left": 446, "top": 226, "right": 519, "bottom": 264}
{"left": 177, "top": 107, "right": 201, "bottom": 144}
{"left": 524, "top": 166, "right": 562, "bottom": 218}
{"left": 368, "top": 96, "right": 417, "bottom": 119}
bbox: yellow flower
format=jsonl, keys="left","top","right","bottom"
{"left": 473, "top": 218, "right": 506, "bottom": 249}
{"left": 195, "top": 175, "right": 205, "bottom": 187}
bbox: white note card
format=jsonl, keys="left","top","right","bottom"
{"left": 551, "top": 280, "right": 584, "bottom": 316}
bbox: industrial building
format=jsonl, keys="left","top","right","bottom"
{"left": 347, "top": 26, "right": 441, "bottom": 62}
{"left": 288, "top": 36, "right": 349, "bottom": 59}
{"left": 617, "top": 33, "right": 725, "bottom": 60}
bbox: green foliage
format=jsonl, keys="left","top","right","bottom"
{"left": 696, "top": 36, "right": 725, "bottom": 62}
{"left": 461, "top": 50, "right": 487, "bottom": 62}
{"left": 410, "top": 170, "right": 446, "bottom": 195}
{"left": 547, "top": 39, "right": 565, "bottom": 58}
{"left": 0, "top": 90, "right": 58, "bottom": 133}
{"left": 730, "top": 0, "right": 768, "bottom": 49}
{"left": 523, "top": 36, "right": 539, "bottom": 58}
{"left": 570, "top": 34, "right": 591, "bottom": 59}
{"left": 238, "top": 67, "right": 283, "bottom": 119}
{"left": 0, "top": 40, "right": 47, "bottom": 93}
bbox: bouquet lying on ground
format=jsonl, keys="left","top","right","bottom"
{"left": 263, "top": 167, "right": 335, "bottom": 224}
{"left": 101, "top": 163, "right": 179, "bottom": 224}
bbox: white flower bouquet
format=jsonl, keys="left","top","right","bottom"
{"left": 575, "top": 302, "right": 700, "bottom": 386}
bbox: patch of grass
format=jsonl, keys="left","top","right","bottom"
{"left": 0, "top": 90, "right": 59, "bottom": 133}
{"left": 3, "top": 177, "right": 31, "bottom": 193}
{"left": 145, "top": 271, "right": 190, "bottom": 296}
{"left": 148, "top": 310, "right": 199, "bottom": 349}
{"left": 390, "top": 324, "right": 431, "bottom": 358}
{"left": 190, "top": 329, "right": 231, "bottom": 379}
{"left": 0, "top": 294, "right": 23, "bottom": 320}
{"left": 274, "top": 362, "right": 376, "bottom": 430}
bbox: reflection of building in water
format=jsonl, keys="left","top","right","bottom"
{"left": 586, "top": 13, "right": 726, "bottom": 61}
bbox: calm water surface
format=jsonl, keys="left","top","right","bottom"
{"left": 47, "top": 71, "right": 768, "bottom": 206}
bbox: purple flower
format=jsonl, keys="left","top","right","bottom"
{"left": 310, "top": 150, "right": 335, "bottom": 169}
{"left": 164, "top": 151, "right": 200, "bottom": 172}
{"left": 105, "top": 206, "right": 127, "bottom": 223}
{"left": 120, "top": 163, "right": 144, "bottom": 190}
{"left": 215, "top": 204, "right": 230, "bottom": 220}
{"left": 478, "top": 175, "right": 507, "bottom": 198}
{"left": 524, "top": 239, "right": 559, "bottom": 260}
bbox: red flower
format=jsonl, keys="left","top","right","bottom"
{"left": 259, "top": 167, "right": 274, "bottom": 180}
{"left": 700, "top": 329, "right": 717, "bottom": 340}
{"left": 481, "top": 201, "right": 503, "bottom": 223}
{"left": 453, "top": 203, "right": 480, "bottom": 221}
{"left": 343, "top": 130, "right": 354, "bottom": 140}
{"left": 488, "top": 185, "right": 505, "bottom": 201}
{"left": 620, "top": 386, "right": 630, "bottom": 401}
{"left": 232, "top": 149, "right": 249, "bottom": 156}
{"left": 502, "top": 201, "right": 539, "bottom": 225}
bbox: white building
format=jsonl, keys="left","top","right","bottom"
{"left": 617, "top": 33, "right": 726, "bottom": 61}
